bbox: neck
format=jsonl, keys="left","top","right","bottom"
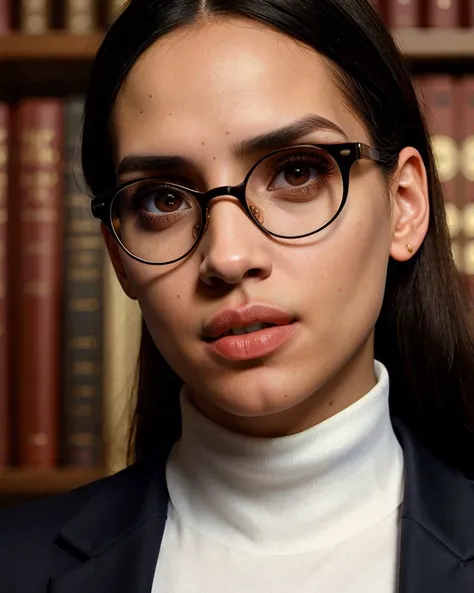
{"left": 166, "top": 360, "right": 404, "bottom": 553}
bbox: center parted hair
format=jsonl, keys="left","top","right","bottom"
{"left": 82, "top": 0, "right": 474, "bottom": 475}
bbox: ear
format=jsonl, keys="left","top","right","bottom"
{"left": 389, "top": 147, "right": 430, "bottom": 262}
{"left": 101, "top": 224, "right": 137, "bottom": 300}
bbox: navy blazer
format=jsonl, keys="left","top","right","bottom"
{"left": 1, "top": 418, "right": 474, "bottom": 593}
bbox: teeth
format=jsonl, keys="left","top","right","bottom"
{"left": 222, "top": 323, "right": 271, "bottom": 337}
{"left": 243, "top": 323, "right": 266, "bottom": 334}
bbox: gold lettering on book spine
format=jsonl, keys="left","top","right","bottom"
{"left": 461, "top": 137, "right": 474, "bottom": 182}
{"left": 464, "top": 241, "right": 474, "bottom": 276}
{"left": 19, "top": 125, "right": 59, "bottom": 299}
{"left": 437, "top": 0, "right": 452, "bottom": 9}
{"left": 431, "top": 135, "right": 459, "bottom": 183}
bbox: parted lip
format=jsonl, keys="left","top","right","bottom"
{"left": 202, "top": 303, "right": 295, "bottom": 340}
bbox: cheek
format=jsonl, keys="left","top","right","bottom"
{"left": 121, "top": 255, "right": 199, "bottom": 347}
{"left": 328, "top": 193, "right": 391, "bottom": 321}
{"left": 294, "top": 185, "right": 391, "bottom": 338}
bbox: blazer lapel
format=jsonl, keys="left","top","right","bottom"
{"left": 49, "top": 454, "right": 169, "bottom": 593}
{"left": 48, "top": 418, "right": 474, "bottom": 593}
{"left": 393, "top": 419, "right": 474, "bottom": 593}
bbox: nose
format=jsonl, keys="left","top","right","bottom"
{"left": 198, "top": 198, "right": 272, "bottom": 288}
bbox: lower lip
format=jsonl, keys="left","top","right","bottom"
{"left": 205, "top": 323, "right": 298, "bottom": 362}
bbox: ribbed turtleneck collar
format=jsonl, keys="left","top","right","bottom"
{"left": 165, "top": 361, "right": 404, "bottom": 554}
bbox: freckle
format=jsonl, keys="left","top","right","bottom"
{"left": 169, "top": 112, "right": 172, "bottom": 116}
{"left": 140, "top": 110, "right": 144, "bottom": 114}
{"left": 225, "top": 131, "right": 230, "bottom": 135}
{"left": 201, "top": 141, "right": 205, "bottom": 145}
{"left": 320, "top": 275, "right": 325, "bottom": 279}
{"left": 329, "top": 400, "right": 334, "bottom": 407}
{"left": 213, "top": 156, "right": 216, "bottom": 160}
{"left": 338, "top": 287, "right": 342, "bottom": 292}
{"left": 176, "top": 294, "right": 180, "bottom": 298}
{"left": 149, "top": 94, "right": 153, "bottom": 99}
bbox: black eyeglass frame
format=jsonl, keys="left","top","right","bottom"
{"left": 91, "top": 142, "right": 386, "bottom": 266}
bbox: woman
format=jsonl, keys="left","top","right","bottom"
{"left": 2, "top": 0, "right": 474, "bottom": 591}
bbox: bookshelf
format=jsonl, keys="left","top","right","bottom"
{"left": 394, "top": 28, "right": 474, "bottom": 60}
{"left": 0, "top": 30, "right": 473, "bottom": 62}
{"left": 0, "top": 26, "right": 473, "bottom": 504}
{"left": 0, "top": 468, "right": 107, "bottom": 496}
{"left": 0, "top": 33, "right": 103, "bottom": 60}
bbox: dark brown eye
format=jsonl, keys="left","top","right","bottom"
{"left": 132, "top": 183, "right": 191, "bottom": 216}
{"left": 282, "top": 164, "right": 312, "bottom": 187}
{"left": 154, "top": 190, "right": 185, "bottom": 213}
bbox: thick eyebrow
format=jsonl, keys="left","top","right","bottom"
{"left": 117, "top": 155, "right": 191, "bottom": 178}
{"left": 117, "top": 113, "right": 348, "bottom": 178}
{"left": 232, "top": 114, "right": 349, "bottom": 159}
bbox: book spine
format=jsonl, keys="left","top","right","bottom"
{"left": 103, "top": 258, "right": 141, "bottom": 473}
{"left": 425, "top": 0, "right": 461, "bottom": 27}
{"left": 107, "top": 0, "right": 127, "bottom": 21}
{"left": 65, "top": 0, "right": 97, "bottom": 33}
{"left": 468, "top": 0, "right": 474, "bottom": 26}
{"left": 62, "top": 97, "right": 104, "bottom": 468}
{"left": 386, "top": 0, "right": 420, "bottom": 27}
{"left": 417, "top": 75, "right": 463, "bottom": 271}
{"left": 371, "top": 0, "right": 388, "bottom": 21}
{"left": 0, "top": 0, "right": 11, "bottom": 32}
{"left": 369, "top": 0, "right": 381, "bottom": 14}
{"left": 0, "top": 104, "right": 10, "bottom": 468}
{"left": 16, "top": 99, "right": 64, "bottom": 468}
{"left": 459, "top": 78, "right": 474, "bottom": 296}
{"left": 20, "top": 0, "right": 51, "bottom": 33}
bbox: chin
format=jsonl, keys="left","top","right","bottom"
{"left": 200, "top": 373, "right": 313, "bottom": 419}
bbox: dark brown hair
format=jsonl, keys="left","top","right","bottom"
{"left": 82, "top": 0, "right": 474, "bottom": 476}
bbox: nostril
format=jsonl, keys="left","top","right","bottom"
{"left": 246, "top": 268, "right": 261, "bottom": 278}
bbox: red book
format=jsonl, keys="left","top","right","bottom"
{"left": 15, "top": 99, "right": 64, "bottom": 468}
{"left": 417, "top": 76, "right": 463, "bottom": 270}
{"left": 425, "top": 0, "right": 461, "bottom": 27}
{"left": 371, "top": 0, "right": 389, "bottom": 22}
{"left": 0, "top": 0, "right": 11, "bottom": 34}
{"left": 459, "top": 78, "right": 474, "bottom": 296}
{"left": 468, "top": 0, "right": 474, "bottom": 26}
{"left": 386, "top": 0, "right": 420, "bottom": 27}
{"left": 0, "top": 103, "right": 10, "bottom": 468}
{"left": 0, "top": 0, "right": 11, "bottom": 32}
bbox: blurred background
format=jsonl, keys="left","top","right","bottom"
{"left": 0, "top": 0, "right": 472, "bottom": 508}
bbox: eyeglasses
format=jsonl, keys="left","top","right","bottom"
{"left": 91, "top": 142, "right": 386, "bottom": 265}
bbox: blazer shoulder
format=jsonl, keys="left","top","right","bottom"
{"left": 0, "top": 464, "right": 147, "bottom": 593}
{"left": 0, "top": 474, "right": 105, "bottom": 538}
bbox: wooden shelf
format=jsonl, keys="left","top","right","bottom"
{"left": 0, "top": 29, "right": 473, "bottom": 62}
{"left": 394, "top": 28, "right": 474, "bottom": 60}
{"left": 0, "top": 468, "right": 107, "bottom": 496}
{"left": 0, "top": 33, "right": 103, "bottom": 60}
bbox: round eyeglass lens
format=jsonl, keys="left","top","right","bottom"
{"left": 246, "top": 146, "right": 344, "bottom": 237}
{"left": 110, "top": 180, "right": 202, "bottom": 263}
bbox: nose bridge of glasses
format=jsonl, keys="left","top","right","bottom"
{"left": 202, "top": 183, "right": 247, "bottom": 207}
{"left": 200, "top": 184, "right": 248, "bottom": 225}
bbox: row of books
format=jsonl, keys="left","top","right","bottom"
{"left": 371, "top": 0, "right": 473, "bottom": 27}
{"left": 0, "top": 0, "right": 127, "bottom": 34}
{"left": 0, "top": 75, "right": 473, "bottom": 471}
{"left": 415, "top": 75, "right": 474, "bottom": 282}
{"left": 0, "top": 96, "right": 142, "bottom": 472}
{"left": 1, "top": 1, "right": 474, "bottom": 33}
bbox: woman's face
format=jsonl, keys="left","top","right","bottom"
{"left": 110, "top": 18, "right": 425, "bottom": 436}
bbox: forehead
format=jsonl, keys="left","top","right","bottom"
{"left": 113, "top": 18, "right": 367, "bottom": 160}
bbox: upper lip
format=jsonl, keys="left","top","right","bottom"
{"left": 202, "top": 303, "right": 295, "bottom": 340}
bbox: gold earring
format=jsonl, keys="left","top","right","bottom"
{"left": 406, "top": 243, "right": 414, "bottom": 254}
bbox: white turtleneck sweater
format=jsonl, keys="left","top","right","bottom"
{"left": 152, "top": 361, "right": 404, "bottom": 593}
